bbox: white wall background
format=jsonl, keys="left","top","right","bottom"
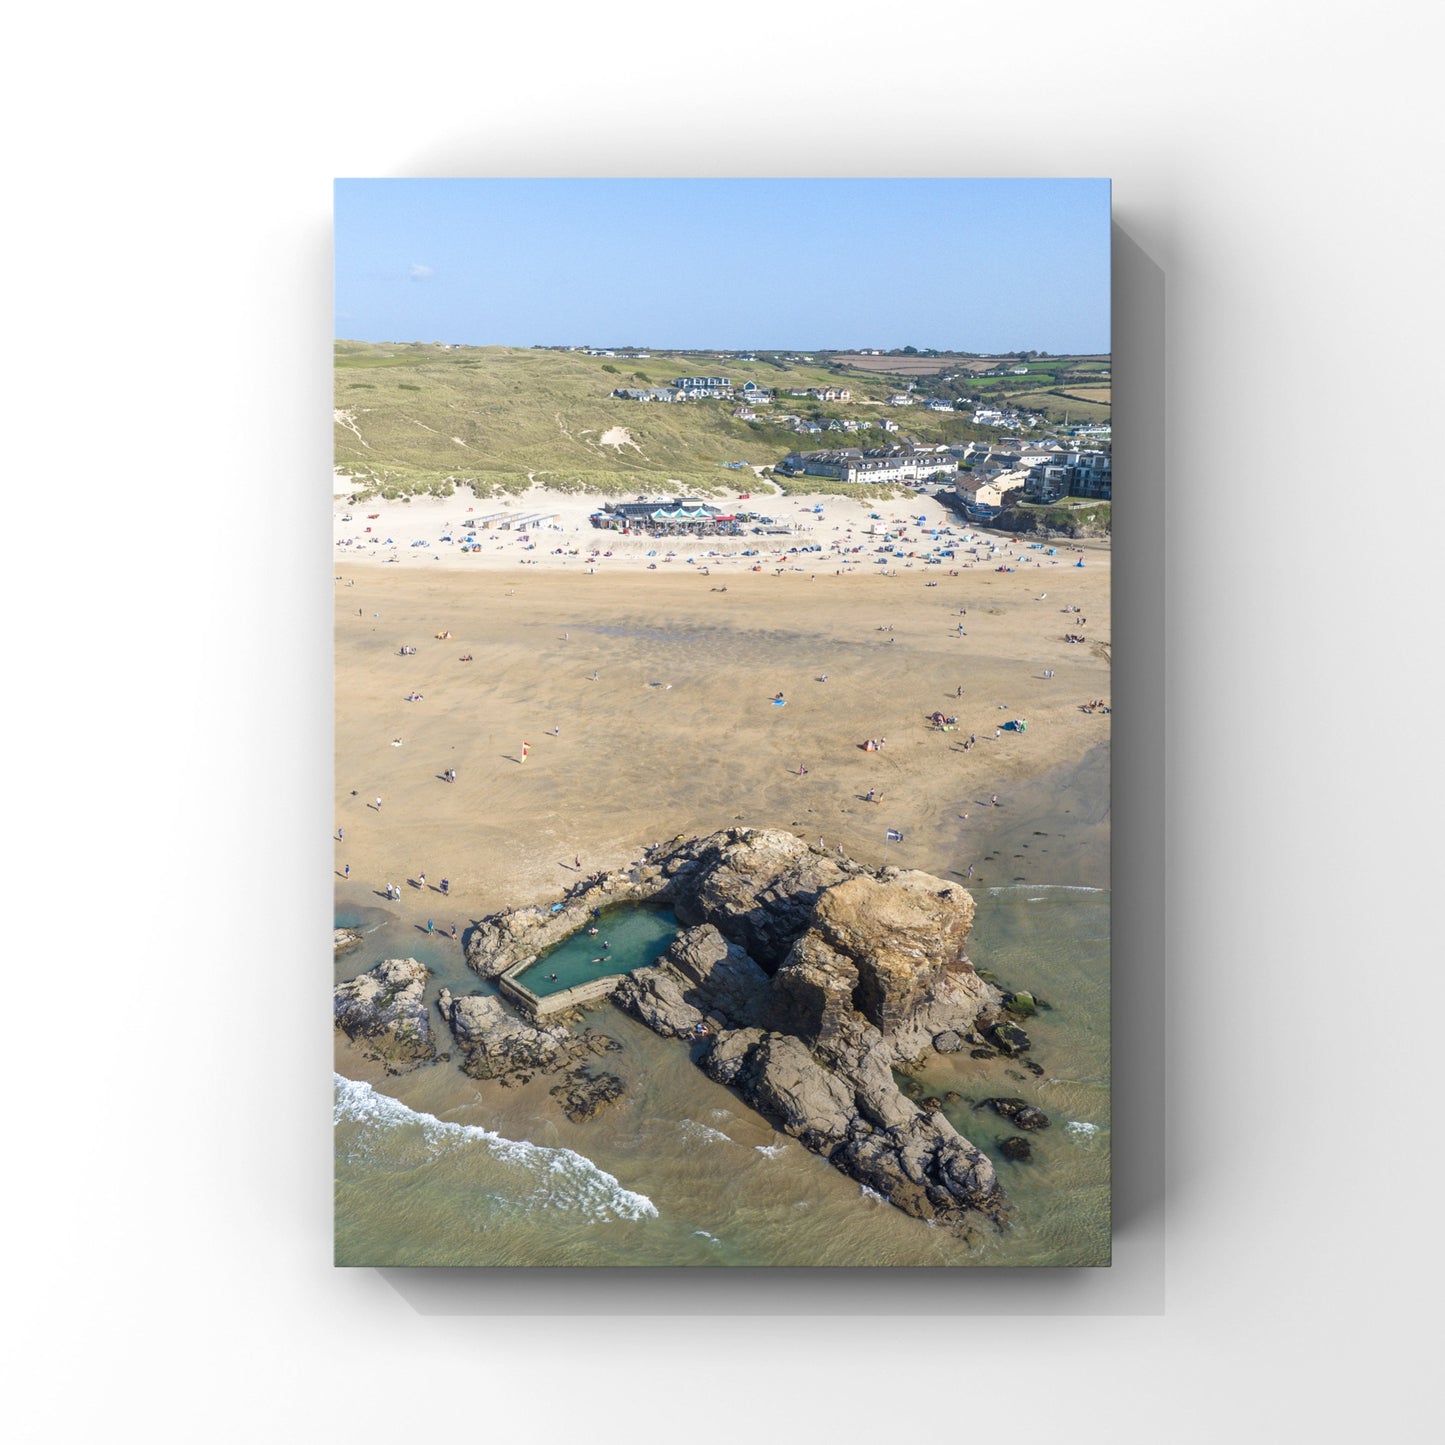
{"left": 8, "top": 3, "right": 1440, "bottom": 1441}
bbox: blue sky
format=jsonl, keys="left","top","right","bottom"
{"left": 335, "top": 179, "right": 1110, "bottom": 354}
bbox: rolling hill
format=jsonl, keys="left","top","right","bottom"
{"left": 333, "top": 342, "right": 1110, "bottom": 498}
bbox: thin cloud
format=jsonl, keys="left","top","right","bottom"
{"left": 408, "top": 263, "right": 434, "bottom": 282}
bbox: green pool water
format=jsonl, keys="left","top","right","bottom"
{"left": 512, "top": 907, "right": 680, "bottom": 997}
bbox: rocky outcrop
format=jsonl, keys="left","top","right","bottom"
{"left": 455, "top": 828, "right": 1037, "bottom": 1238}
{"left": 661, "top": 831, "right": 857, "bottom": 969}
{"left": 334, "top": 928, "right": 363, "bottom": 954}
{"left": 701, "top": 1026, "right": 1005, "bottom": 1227}
{"left": 436, "top": 987, "right": 620, "bottom": 1086}
{"left": 334, "top": 957, "right": 436, "bottom": 1071}
{"left": 835, "top": 1115, "right": 1005, "bottom": 1227}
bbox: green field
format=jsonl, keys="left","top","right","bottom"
{"left": 334, "top": 343, "right": 1109, "bottom": 497}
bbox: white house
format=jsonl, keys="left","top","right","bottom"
{"left": 673, "top": 376, "right": 733, "bottom": 399}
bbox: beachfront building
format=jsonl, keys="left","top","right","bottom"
{"left": 807, "top": 386, "right": 851, "bottom": 402}
{"left": 923, "top": 398, "right": 955, "bottom": 412}
{"left": 499, "top": 510, "right": 561, "bottom": 530}
{"left": 739, "top": 381, "right": 773, "bottom": 403}
{"left": 1024, "top": 449, "right": 1112, "bottom": 503}
{"left": 777, "top": 446, "right": 957, "bottom": 485}
{"left": 672, "top": 376, "right": 733, "bottom": 399}
{"left": 956, "top": 478, "right": 1011, "bottom": 508}
{"left": 590, "top": 499, "right": 740, "bottom": 536}
{"left": 886, "top": 393, "right": 915, "bottom": 406}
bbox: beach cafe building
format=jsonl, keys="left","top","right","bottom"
{"left": 591, "top": 500, "right": 737, "bottom": 535}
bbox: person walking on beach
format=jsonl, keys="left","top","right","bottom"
{"left": 521, "top": 742, "right": 530, "bottom": 762}
{"left": 449, "top": 924, "right": 458, "bottom": 941}
{"left": 418, "top": 872, "right": 426, "bottom": 891}
{"left": 336, "top": 826, "right": 344, "bottom": 841}
{"left": 427, "top": 920, "right": 435, "bottom": 935}
{"left": 374, "top": 797, "right": 382, "bottom": 811}
{"left": 343, "top": 863, "right": 350, "bottom": 880}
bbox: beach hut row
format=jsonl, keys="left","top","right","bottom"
{"left": 465, "top": 510, "right": 559, "bottom": 531}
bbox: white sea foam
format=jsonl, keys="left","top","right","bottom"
{"left": 985, "top": 884, "right": 1105, "bottom": 895}
{"left": 859, "top": 1184, "right": 886, "bottom": 1204}
{"left": 680, "top": 1120, "right": 732, "bottom": 1146}
{"left": 692, "top": 1230, "right": 722, "bottom": 1246}
{"left": 755, "top": 1142, "right": 788, "bottom": 1159}
{"left": 1065, "top": 1120, "right": 1101, "bottom": 1144}
{"left": 334, "top": 1075, "right": 658, "bottom": 1220}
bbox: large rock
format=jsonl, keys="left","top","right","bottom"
{"left": 611, "top": 966, "right": 703, "bottom": 1039}
{"left": 703, "top": 1030, "right": 857, "bottom": 1153}
{"left": 457, "top": 828, "right": 1034, "bottom": 1239}
{"left": 612, "top": 924, "right": 771, "bottom": 1037}
{"left": 805, "top": 872, "right": 975, "bottom": 1033}
{"left": 334, "top": 958, "right": 435, "bottom": 1070}
{"left": 661, "top": 830, "right": 853, "bottom": 969}
{"left": 436, "top": 988, "right": 571, "bottom": 1083}
{"left": 835, "top": 1115, "right": 1007, "bottom": 1227}
{"left": 702, "top": 1027, "right": 1007, "bottom": 1229}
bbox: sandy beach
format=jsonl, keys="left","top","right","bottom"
{"left": 334, "top": 482, "right": 1111, "bottom": 927}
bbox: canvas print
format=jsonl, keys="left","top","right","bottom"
{"left": 333, "top": 178, "right": 1112, "bottom": 1266}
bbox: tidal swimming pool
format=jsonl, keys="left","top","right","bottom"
{"left": 512, "top": 907, "right": 680, "bottom": 997}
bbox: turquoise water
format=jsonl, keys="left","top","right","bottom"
{"left": 512, "top": 907, "right": 679, "bottom": 997}
{"left": 334, "top": 887, "right": 1110, "bottom": 1267}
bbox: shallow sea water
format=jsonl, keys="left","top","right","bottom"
{"left": 334, "top": 886, "right": 1110, "bottom": 1267}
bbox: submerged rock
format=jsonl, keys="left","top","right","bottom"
{"left": 334, "top": 928, "right": 363, "bottom": 954}
{"left": 986, "top": 1021, "right": 1033, "bottom": 1056}
{"left": 979, "top": 1098, "right": 1051, "bottom": 1130}
{"left": 998, "top": 1136, "right": 1033, "bottom": 1162}
{"left": 333, "top": 957, "right": 435, "bottom": 1071}
{"left": 549, "top": 1069, "right": 625, "bottom": 1123}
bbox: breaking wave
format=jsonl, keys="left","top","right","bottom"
{"left": 680, "top": 1119, "right": 733, "bottom": 1146}
{"left": 334, "top": 1074, "right": 657, "bottom": 1221}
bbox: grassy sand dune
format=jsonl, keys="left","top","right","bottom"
{"left": 334, "top": 343, "right": 1110, "bottom": 497}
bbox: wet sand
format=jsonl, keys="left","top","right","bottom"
{"left": 333, "top": 552, "right": 1111, "bottom": 927}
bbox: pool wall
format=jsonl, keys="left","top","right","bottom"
{"left": 498, "top": 961, "right": 624, "bottom": 1019}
